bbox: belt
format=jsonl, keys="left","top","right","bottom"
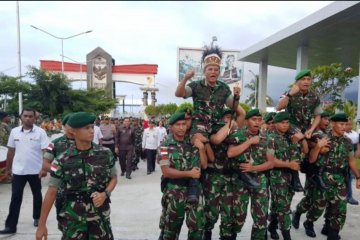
{"left": 102, "top": 137, "right": 114, "bottom": 141}
{"left": 168, "top": 179, "right": 189, "bottom": 186}
{"left": 323, "top": 167, "right": 346, "bottom": 175}
{"left": 65, "top": 192, "right": 93, "bottom": 203}
{"left": 205, "top": 167, "right": 234, "bottom": 175}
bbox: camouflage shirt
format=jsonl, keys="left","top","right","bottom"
{"left": 186, "top": 79, "right": 232, "bottom": 123}
{"left": 0, "top": 122, "right": 11, "bottom": 146}
{"left": 133, "top": 125, "right": 143, "bottom": 148}
{"left": 227, "top": 127, "right": 270, "bottom": 168}
{"left": 286, "top": 90, "right": 322, "bottom": 131}
{"left": 49, "top": 143, "right": 116, "bottom": 192}
{"left": 158, "top": 134, "right": 200, "bottom": 171}
{"left": 43, "top": 135, "right": 75, "bottom": 162}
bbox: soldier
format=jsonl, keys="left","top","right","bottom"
{"left": 304, "top": 113, "right": 360, "bottom": 240}
{"left": 175, "top": 44, "right": 245, "bottom": 163}
{"left": 158, "top": 111, "right": 207, "bottom": 240}
{"left": 36, "top": 112, "right": 117, "bottom": 240}
{"left": 227, "top": 109, "right": 274, "bottom": 240}
{"left": 292, "top": 112, "right": 331, "bottom": 235}
{"left": 132, "top": 118, "right": 143, "bottom": 171}
{"left": 201, "top": 108, "right": 238, "bottom": 240}
{"left": 267, "top": 112, "right": 303, "bottom": 240}
{"left": 261, "top": 112, "right": 276, "bottom": 134}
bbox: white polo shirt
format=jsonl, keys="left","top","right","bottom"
{"left": 93, "top": 125, "right": 103, "bottom": 144}
{"left": 7, "top": 125, "right": 49, "bottom": 175}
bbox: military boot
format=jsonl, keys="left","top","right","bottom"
{"left": 231, "top": 233, "right": 237, "bottom": 240}
{"left": 321, "top": 219, "right": 330, "bottom": 236}
{"left": 303, "top": 220, "right": 316, "bottom": 238}
{"left": 281, "top": 230, "right": 291, "bottom": 240}
{"left": 291, "top": 211, "right": 301, "bottom": 229}
{"left": 203, "top": 230, "right": 212, "bottom": 240}
{"left": 158, "top": 230, "right": 164, "bottom": 240}
{"left": 268, "top": 214, "right": 279, "bottom": 240}
{"left": 238, "top": 172, "right": 260, "bottom": 189}
{"left": 291, "top": 170, "right": 304, "bottom": 192}
{"left": 327, "top": 228, "right": 341, "bottom": 240}
{"left": 220, "top": 235, "right": 233, "bottom": 240}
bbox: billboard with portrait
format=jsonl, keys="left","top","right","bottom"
{"left": 177, "top": 47, "right": 244, "bottom": 94}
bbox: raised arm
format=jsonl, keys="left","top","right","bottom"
{"left": 175, "top": 70, "right": 194, "bottom": 97}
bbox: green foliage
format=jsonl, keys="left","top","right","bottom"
{"left": 244, "top": 74, "right": 273, "bottom": 107}
{"left": 311, "top": 63, "right": 356, "bottom": 110}
{"left": 177, "top": 102, "right": 193, "bottom": 112}
{"left": 239, "top": 102, "right": 251, "bottom": 112}
{"left": 145, "top": 103, "right": 178, "bottom": 118}
{"left": 144, "top": 105, "right": 159, "bottom": 117}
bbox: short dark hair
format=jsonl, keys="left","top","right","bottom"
{"left": 21, "top": 108, "right": 36, "bottom": 116}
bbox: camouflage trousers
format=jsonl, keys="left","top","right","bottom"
{"left": 269, "top": 172, "right": 294, "bottom": 231}
{"left": 132, "top": 146, "right": 142, "bottom": 167}
{"left": 296, "top": 177, "right": 316, "bottom": 214}
{"left": 202, "top": 171, "right": 234, "bottom": 237}
{"left": 306, "top": 174, "right": 347, "bottom": 231}
{"left": 233, "top": 174, "right": 269, "bottom": 240}
{"left": 161, "top": 185, "right": 204, "bottom": 240}
{"left": 58, "top": 200, "right": 113, "bottom": 240}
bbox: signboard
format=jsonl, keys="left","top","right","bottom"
{"left": 177, "top": 47, "right": 244, "bottom": 93}
{"left": 92, "top": 56, "right": 108, "bottom": 89}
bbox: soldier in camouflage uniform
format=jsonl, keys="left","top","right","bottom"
{"left": 0, "top": 112, "right": 11, "bottom": 183}
{"left": 304, "top": 113, "right": 360, "bottom": 240}
{"left": 292, "top": 112, "right": 331, "bottom": 235}
{"left": 158, "top": 111, "right": 207, "bottom": 240}
{"left": 201, "top": 108, "right": 239, "bottom": 240}
{"left": 132, "top": 118, "right": 143, "bottom": 171}
{"left": 267, "top": 112, "right": 303, "bottom": 240}
{"left": 175, "top": 45, "right": 245, "bottom": 163}
{"left": 227, "top": 109, "right": 274, "bottom": 240}
{"left": 36, "top": 112, "right": 118, "bottom": 240}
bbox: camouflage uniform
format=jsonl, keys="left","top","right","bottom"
{"left": 202, "top": 123, "right": 235, "bottom": 238}
{"left": 132, "top": 124, "right": 143, "bottom": 168}
{"left": 306, "top": 132, "right": 353, "bottom": 231}
{"left": 49, "top": 143, "right": 116, "bottom": 239}
{"left": 43, "top": 135, "right": 75, "bottom": 215}
{"left": 228, "top": 127, "right": 270, "bottom": 239}
{"left": 285, "top": 90, "right": 322, "bottom": 133}
{"left": 267, "top": 130, "right": 299, "bottom": 232}
{"left": 158, "top": 134, "right": 204, "bottom": 240}
{"left": 185, "top": 79, "right": 232, "bottom": 138}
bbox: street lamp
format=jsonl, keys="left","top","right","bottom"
{"left": 211, "top": 36, "right": 217, "bottom": 48}
{"left": 30, "top": 25, "right": 92, "bottom": 73}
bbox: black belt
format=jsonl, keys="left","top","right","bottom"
{"left": 205, "top": 167, "right": 234, "bottom": 175}
{"left": 102, "top": 138, "right": 114, "bottom": 141}
{"left": 168, "top": 179, "right": 189, "bottom": 186}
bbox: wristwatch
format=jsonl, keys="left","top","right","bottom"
{"left": 104, "top": 189, "right": 111, "bottom": 198}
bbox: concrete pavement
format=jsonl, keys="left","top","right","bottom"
{"left": 0, "top": 160, "right": 360, "bottom": 239}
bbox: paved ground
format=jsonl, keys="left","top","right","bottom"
{"left": 0, "top": 160, "right": 359, "bottom": 240}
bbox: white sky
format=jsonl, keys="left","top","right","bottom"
{"left": 0, "top": 1, "right": 335, "bottom": 108}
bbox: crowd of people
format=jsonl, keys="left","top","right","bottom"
{"left": 0, "top": 44, "right": 359, "bottom": 240}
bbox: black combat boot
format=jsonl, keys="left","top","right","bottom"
{"left": 220, "top": 235, "right": 233, "bottom": 240}
{"left": 291, "top": 170, "right": 304, "bottom": 192}
{"left": 238, "top": 172, "right": 260, "bottom": 189}
{"left": 203, "top": 230, "right": 212, "bottom": 240}
{"left": 327, "top": 228, "right": 341, "bottom": 240}
{"left": 281, "top": 229, "right": 291, "bottom": 240}
{"left": 291, "top": 211, "right": 301, "bottom": 229}
{"left": 303, "top": 220, "right": 316, "bottom": 238}
{"left": 231, "top": 233, "right": 237, "bottom": 240}
{"left": 321, "top": 219, "right": 330, "bottom": 236}
{"left": 268, "top": 213, "right": 279, "bottom": 240}
{"left": 158, "top": 230, "right": 164, "bottom": 240}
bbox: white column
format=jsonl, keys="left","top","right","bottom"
{"left": 258, "top": 59, "right": 268, "bottom": 112}
{"left": 296, "top": 46, "right": 308, "bottom": 72}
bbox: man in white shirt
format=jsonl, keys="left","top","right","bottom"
{"left": 0, "top": 109, "right": 49, "bottom": 234}
{"left": 156, "top": 120, "right": 167, "bottom": 144}
{"left": 93, "top": 125, "right": 103, "bottom": 145}
{"left": 142, "top": 119, "right": 160, "bottom": 175}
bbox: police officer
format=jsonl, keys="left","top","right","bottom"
{"left": 36, "top": 112, "right": 118, "bottom": 240}
{"left": 227, "top": 109, "right": 274, "bottom": 240}
{"left": 158, "top": 111, "right": 207, "bottom": 240}
{"left": 304, "top": 113, "right": 360, "bottom": 240}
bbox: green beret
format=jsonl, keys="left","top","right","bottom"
{"left": 320, "top": 112, "right": 331, "bottom": 118}
{"left": 245, "top": 109, "right": 261, "bottom": 120}
{"left": 264, "top": 112, "right": 276, "bottom": 123}
{"left": 273, "top": 112, "right": 290, "bottom": 123}
{"left": 295, "top": 69, "right": 311, "bottom": 81}
{"left": 222, "top": 108, "right": 233, "bottom": 117}
{"left": 168, "top": 112, "right": 186, "bottom": 125}
{"left": 61, "top": 113, "right": 72, "bottom": 126}
{"left": 330, "top": 113, "right": 348, "bottom": 122}
{"left": 67, "top": 112, "right": 96, "bottom": 128}
{"left": 177, "top": 107, "right": 192, "bottom": 116}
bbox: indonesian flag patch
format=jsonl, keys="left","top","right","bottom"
{"left": 47, "top": 143, "right": 54, "bottom": 151}
{"left": 160, "top": 147, "right": 169, "bottom": 160}
{"left": 50, "top": 161, "right": 59, "bottom": 172}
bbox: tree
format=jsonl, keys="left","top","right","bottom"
{"left": 244, "top": 74, "right": 273, "bottom": 107}
{"left": 239, "top": 102, "right": 251, "bottom": 113}
{"left": 311, "top": 63, "right": 356, "bottom": 111}
{"left": 177, "top": 102, "right": 193, "bottom": 112}
{"left": 144, "top": 105, "right": 159, "bottom": 117}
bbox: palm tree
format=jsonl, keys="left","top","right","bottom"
{"left": 244, "top": 74, "right": 273, "bottom": 108}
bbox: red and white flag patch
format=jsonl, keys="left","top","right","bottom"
{"left": 160, "top": 147, "right": 169, "bottom": 160}
{"left": 47, "top": 143, "right": 54, "bottom": 151}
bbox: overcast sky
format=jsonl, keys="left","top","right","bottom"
{"left": 1, "top": 1, "right": 336, "bottom": 109}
